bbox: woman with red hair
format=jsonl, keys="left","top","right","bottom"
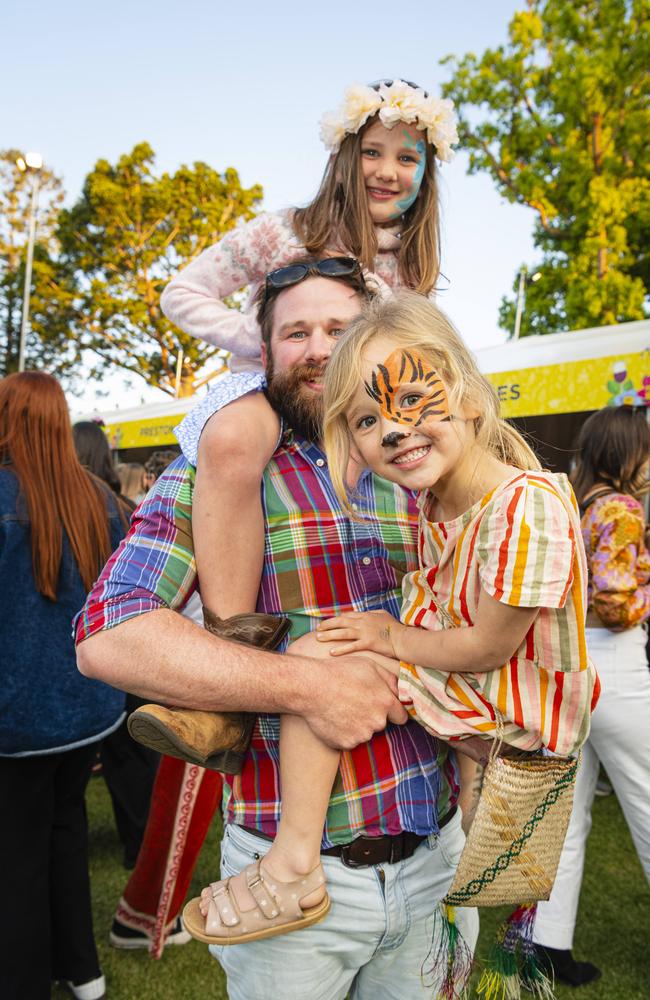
{"left": 0, "top": 372, "right": 129, "bottom": 1000}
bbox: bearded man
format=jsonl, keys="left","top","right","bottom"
{"left": 77, "top": 259, "right": 478, "bottom": 1000}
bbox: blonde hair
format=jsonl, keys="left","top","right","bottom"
{"left": 293, "top": 115, "right": 441, "bottom": 295}
{"left": 323, "top": 292, "right": 541, "bottom": 511}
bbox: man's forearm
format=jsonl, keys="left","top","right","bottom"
{"left": 77, "top": 608, "right": 315, "bottom": 716}
{"left": 77, "top": 607, "right": 408, "bottom": 751}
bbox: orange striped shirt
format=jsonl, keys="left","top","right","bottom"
{"left": 398, "top": 471, "right": 600, "bottom": 755}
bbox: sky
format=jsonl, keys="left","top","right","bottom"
{"left": 2, "top": 0, "right": 537, "bottom": 411}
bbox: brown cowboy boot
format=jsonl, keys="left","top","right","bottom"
{"left": 127, "top": 611, "right": 290, "bottom": 773}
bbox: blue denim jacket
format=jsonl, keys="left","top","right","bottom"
{"left": 0, "top": 468, "right": 127, "bottom": 755}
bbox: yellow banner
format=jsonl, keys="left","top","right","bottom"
{"left": 486, "top": 351, "right": 650, "bottom": 418}
{"left": 100, "top": 349, "right": 649, "bottom": 448}
{"left": 104, "top": 412, "right": 190, "bottom": 450}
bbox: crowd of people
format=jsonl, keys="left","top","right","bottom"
{"left": 1, "top": 79, "right": 648, "bottom": 1000}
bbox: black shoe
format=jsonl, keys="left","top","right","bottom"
{"left": 537, "top": 946, "right": 602, "bottom": 987}
{"left": 122, "top": 850, "right": 137, "bottom": 870}
{"left": 109, "top": 915, "right": 191, "bottom": 950}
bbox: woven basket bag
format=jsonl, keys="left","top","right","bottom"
{"left": 445, "top": 747, "right": 579, "bottom": 907}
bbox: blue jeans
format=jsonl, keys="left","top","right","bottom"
{"left": 211, "top": 812, "right": 479, "bottom": 1000}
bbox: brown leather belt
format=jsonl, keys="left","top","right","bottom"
{"left": 238, "top": 805, "right": 458, "bottom": 870}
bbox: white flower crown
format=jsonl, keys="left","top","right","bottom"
{"left": 319, "top": 80, "right": 458, "bottom": 164}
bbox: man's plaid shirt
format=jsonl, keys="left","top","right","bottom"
{"left": 76, "top": 434, "right": 458, "bottom": 845}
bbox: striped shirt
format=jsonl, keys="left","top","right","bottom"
{"left": 399, "top": 471, "right": 600, "bottom": 756}
{"left": 76, "top": 436, "right": 459, "bottom": 844}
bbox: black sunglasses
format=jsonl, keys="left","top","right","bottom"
{"left": 265, "top": 257, "right": 365, "bottom": 295}
{"left": 368, "top": 78, "right": 428, "bottom": 96}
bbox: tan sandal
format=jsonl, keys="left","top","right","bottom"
{"left": 182, "top": 860, "right": 331, "bottom": 946}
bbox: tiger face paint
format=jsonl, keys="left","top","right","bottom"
{"left": 346, "top": 337, "right": 481, "bottom": 500}
{"left": 363, "top": 348, "right": 450, "bottom": 428}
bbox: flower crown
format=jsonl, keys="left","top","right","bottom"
{"left": 319, "top": 80, "right": 458, "bottom": 164}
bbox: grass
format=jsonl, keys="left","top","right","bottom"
{"left": 52, "top": 777, "right": 648, "bottom": 999}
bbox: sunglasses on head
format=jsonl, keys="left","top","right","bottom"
{"left": 367, "top": 78, "right": 428, "bottom": 96}
{"left": 264, "top": 257, "right": 365, "bottom": 296}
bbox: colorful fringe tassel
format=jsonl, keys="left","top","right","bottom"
{"left": 476, "top": 904, "right": 555, "bottom": 1000}
{"left": 423, "top": 904, "right": 473, "bottom": 999}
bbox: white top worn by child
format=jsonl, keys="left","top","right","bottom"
{"left": 181, "top": 294, "right": 598, "bottom": 951}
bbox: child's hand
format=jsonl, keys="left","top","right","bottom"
{"left": 316, "top": 610, "right": 403, "bottom": 658}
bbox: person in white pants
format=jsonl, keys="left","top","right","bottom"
{"left": 534, "top": 405, "right": 650, "bottom": 987}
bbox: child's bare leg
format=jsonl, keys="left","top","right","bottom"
{"left": 198, "top": 634, "right": 347, "bottom": 921}
{"left": 198, "top": 711, "right": 336, "bottom": 920}
{"left": 265, "top": 713, "right": 338, "bottom": 907}
{"left": 194, "top": 392, "right": 280, "bottom": 618}
{"left": 260, "top": 634, "right": 397, "bottom": 905}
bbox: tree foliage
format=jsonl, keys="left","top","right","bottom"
{"left": 442, "top": 0, "right": 650, "bottom": 336}
{"left": 56, "top": 143, "right": 263, "bottom": 395}
{"left": 0, "top": 150, "right": 75, "bottom": 376}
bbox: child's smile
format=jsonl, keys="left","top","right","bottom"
{"left": 360, "top": 120, "right": 426, "bottom": 225}
{"left": 391, "top": 443, "right": 432, "bottom": 467}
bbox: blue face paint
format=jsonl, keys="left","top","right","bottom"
{"left": 394, "top": 132, "right": 426, "bottom": 216}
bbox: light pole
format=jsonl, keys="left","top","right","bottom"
{"left": 512, "top": 266, "right": 542, "bottom": 340}
{"left": 174, "top": 349, "right": 184, "bottom": 398}
{"left": 16, "top": 152, "right": 44, "bottom": 372}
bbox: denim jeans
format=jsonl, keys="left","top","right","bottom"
{"left": 211, "top": 811, "right": 479, "bottom": 1000}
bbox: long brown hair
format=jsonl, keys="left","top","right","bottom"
{"left": 571, "top": 405, "right": 650, "bottom": 503}
{"left": 73, "top": 420, "right": 121, "bottom": 493}
{"left": 293, "top": 116, "right": 441, "bottom": 295}
{"left": 0, "top": 372, "right": 118, "bottom": 600}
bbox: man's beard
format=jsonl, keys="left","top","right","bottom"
{"left": 265, "top": 359, "right": 324, "bottom": 443}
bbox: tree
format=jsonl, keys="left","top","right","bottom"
{"left": 56, "top": 143, "right": 263, "bottom": 395}
{"left": 442, "top": 0, "right": 649, "bottom": 337}
{"left": 0, "top": 150, "right": 74, "bottom": 376}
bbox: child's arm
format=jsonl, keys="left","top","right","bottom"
{"left": 161, "top": 212, "right": 294, "bottom": 355}
{"left": 291, "top": 630, "right": 401, "bottom": 677}
{"left": 316, "top": 593, "right": 538, "bottom": 673}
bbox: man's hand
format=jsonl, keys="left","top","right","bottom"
{"left": 315, "top": 610, "right": 405, "bottom": 658}
{"left": 300, "top": 653, "right": 408, "bottom": 750}
{"left": 78, "top": 613, "right": 408, "bottom": 754}
{"left": 287, "top": 630, "right": 407, "bottom": 750}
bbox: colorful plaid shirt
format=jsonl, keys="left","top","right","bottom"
{"left": 76, "top": 434, "right": 458, "bottom": 845}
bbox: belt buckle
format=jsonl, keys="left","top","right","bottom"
{"left": 339, "top": 841, "right": 369, "bottom": 869}
{"left": 340, "top": 834, "right": 394, "bottom": 868}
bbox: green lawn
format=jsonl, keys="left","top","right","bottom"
{"left": 53, "top": 777, "right": 649, "bottom": 999}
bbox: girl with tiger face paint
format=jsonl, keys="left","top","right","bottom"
{"left": 322, "top": 293, "right": 543, "bottom": 511}
{"left": 213, "top": 292, "right": 596, "bottom": 961}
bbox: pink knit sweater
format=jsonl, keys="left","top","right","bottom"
{"left": 160, "top": 209, "right": 406, "bottom": 372}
